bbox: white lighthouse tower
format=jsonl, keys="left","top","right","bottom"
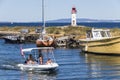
{"left": 71, "top": 7, "right": 77, "bottom": 26}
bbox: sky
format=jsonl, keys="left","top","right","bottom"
{"left": 0, "top": 0, "right": 120, "bottom": 22}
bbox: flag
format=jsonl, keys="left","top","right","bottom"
{"left": 20, "top": 45, "right": 25, "bottom": 57}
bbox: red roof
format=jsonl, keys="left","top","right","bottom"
{"left": 71, "top": 7, "right": 77, "bottom": 14}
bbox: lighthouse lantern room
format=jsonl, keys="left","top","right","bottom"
{"left": 71, "top": 7, "right": 77, "bottom": 26}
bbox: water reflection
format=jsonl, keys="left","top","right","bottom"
{"left": 20, "top": 71, "right": 57, "bottom": 80}
{"left": 84, "top": 53, "right": 120, "bottom": 78}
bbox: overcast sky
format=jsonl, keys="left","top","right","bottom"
{"left": 0, "top": 0, "right": 120, "bottom": 22}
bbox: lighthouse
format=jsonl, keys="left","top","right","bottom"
{"left": 71, "top": 7, "right": 77, "bottom": 26}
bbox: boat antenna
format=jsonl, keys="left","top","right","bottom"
{"left": 42, "top": 0, "right": 46, "bottom": 34}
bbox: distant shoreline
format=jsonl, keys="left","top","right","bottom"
{"left": 0, "top": 22, "right": 120, "bottom": 28}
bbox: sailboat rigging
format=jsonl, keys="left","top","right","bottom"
{"left": 36, "top": 0, "right": 55, "bottom": 47}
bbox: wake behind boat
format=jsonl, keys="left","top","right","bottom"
{"left": 17, "top": 47, "right": 59, "bottom": 71}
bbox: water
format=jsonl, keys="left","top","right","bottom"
{"left": 1, "top": 39, "right": 120, "bottom": 80}
{"left": 0, "top": 22, "right": 120, "bottom": 28}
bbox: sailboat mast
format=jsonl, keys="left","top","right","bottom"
{"left": 42, "top": 0, "right": 45, "bottom": 28}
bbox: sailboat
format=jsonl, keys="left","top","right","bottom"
{"left": 36, "top": 0, "right": 55, "bottom": 47}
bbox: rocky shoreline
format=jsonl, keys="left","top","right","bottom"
{"left": 0, "top": 26, "right": 120, "bottom": 40}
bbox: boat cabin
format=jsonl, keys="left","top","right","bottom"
{"left": 86, "top": 28, "right": 111, "bottom": 40}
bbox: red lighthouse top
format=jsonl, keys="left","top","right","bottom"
{"left": 71, "top": 7, "right": 77, "bottom": 14}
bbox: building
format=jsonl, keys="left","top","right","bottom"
{"left": 71, "top": 7, "right": 77, "bottom": 26}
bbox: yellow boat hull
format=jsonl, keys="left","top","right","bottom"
{"left": 80, "top": 36, "right": 120, "bottom": 55}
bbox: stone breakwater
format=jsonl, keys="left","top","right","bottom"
{"left": 0, "top": 31, "right": 79, "bottom": 48}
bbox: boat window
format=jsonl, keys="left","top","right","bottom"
{"left": 93, "top": 31, "right": 101, "bottom": 38}
{"left": 86, "top": 31, "right": 92, "bottom": 38}
{"left": 106, "top": 31, "right": 111, "bottom": 37}
{"left": 101, "top": 31, "right": 106, "bottom": 37}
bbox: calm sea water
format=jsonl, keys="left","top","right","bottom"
{"left": 1, "top": 39, "right": 120, "bottom": 80}
{"left": 0, "top": 22, "right": 120, "bottom": 28}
